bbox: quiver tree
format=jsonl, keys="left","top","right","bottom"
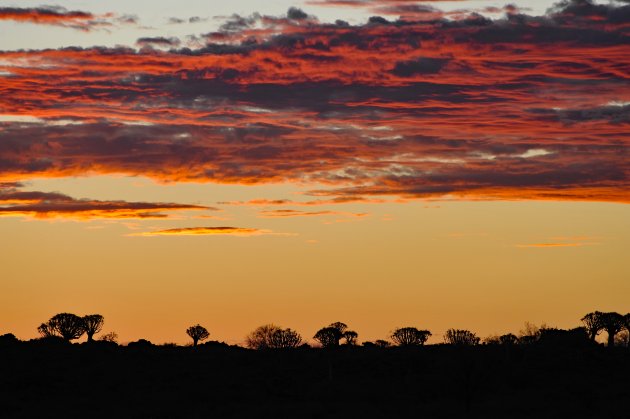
{"left": 600, "top": 312, "right": 625, "bottom": 347}
{"left": 39, "top": 313, "right": 85, "bottom": 342}
{"left": 314, "top": 327, "right": 340, "bottom": 348}
{"left": 391, "top": 327, "right": 432, "bottom": 346}
{"left": 82, "top": 314, "right": 104, "bottom": 342}
{"left": 186, "top": 324, "right": 210, "bottom": 347}
{"left": 37, "top": 322, "right": 56, "bottom": 338}
{"left": 314, "top": 322, "right": 355, "bottom": 348}
{"left": 581, "top": 311, "right": 604, "bottom": 342}
{"left": 443, "top": 329, "right": 480, "bottom": 346}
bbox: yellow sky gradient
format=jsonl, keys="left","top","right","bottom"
{"left": 2, "top": 176, "right": 628, "bottom": 345}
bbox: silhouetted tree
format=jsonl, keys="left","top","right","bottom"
{"left": 600, "top": 312, "right": 625, "bottom": 347}
{"left": 269, "top": 328, "right": 302, "bottom": 348}
{"left": 444, "top": 329, "right": 480, "bottom": 346}
{"left": 343, "top": 330, "right": 358, "bottom": 346}
{"left": 39, "top": 313, "right": 85, "bottom": 342}
{"left": 314, "top": 322, "right": 356, "bottom": 348}
{"left": 186, "top": 324, "right": 210, "bottom": 347}
{"left": 37, "top": 322, "right": 56, "bottom": 338}
{"left": 246, "top": 324, "right": 282, "bottom": 349}
{"left": 329, "top": 322, "right": 348, "bottom": 333}
{"left": 82, "top": 314, "right": 104, "bottom": 342}
{"left": 391, "top": 327, "right": 431, "bottom": 346}
{"left": 314, "top": 327, "right": 340, "bottom": 348}
{"left": 581, "top": 311, "right": 604, "bottom": 342}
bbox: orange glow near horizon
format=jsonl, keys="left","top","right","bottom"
{"left": 1, "top": 177, "right": 629, "bottom": 345}
{"left": 1, "top": 2, "right": 629, "bottom": 346}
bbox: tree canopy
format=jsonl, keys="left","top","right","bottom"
{"left": 186, "top": 324, "right": 210, "bottom": 346}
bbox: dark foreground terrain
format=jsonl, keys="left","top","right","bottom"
{"left": 1, "top": 339, "right": 629, "bottom": 418}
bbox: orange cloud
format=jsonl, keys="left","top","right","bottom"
{"left": 0, "top": 188, "right": 208, "bottom": 220}
{"left": 515, "top": 242, "right": 600, "bottom": 248}
{"left": 129, "top": 226, "right": 270, "bottom": 237}
{"left": 258, "top": 209, "right": 368, "bottom": 218}
{"left": 219, "top": 197, "right": 388, "bottom": 206}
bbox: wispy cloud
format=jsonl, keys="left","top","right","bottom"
{"left": 258, "top": 209, "right": 368, "bottom": 218}
{"left": 0, "top": 6, "right": 122, "bottom": 31}
{"left": 516, "top": 236, "right": 601, "bottom": 248}
{"left": 130, "top": 226, "right": 273, "bottom": 237}
{"left": 516, "top": 242, "right": 599, "bottom": 248}
{"left": 0, "top": 187, "right": 208, "bottom": 220}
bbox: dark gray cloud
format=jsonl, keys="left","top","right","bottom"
{"left": 0, "top": 1, "right": 628, "bottom": 203}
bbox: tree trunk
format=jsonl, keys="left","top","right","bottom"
{"left": 607, "top": 331, "right": 615, "bottom": 348}
{"left": 193, "top": 338, "right": 198, "bottom": 347}
{"left": 87, "top": 333, "right": 94, "bottom": 343}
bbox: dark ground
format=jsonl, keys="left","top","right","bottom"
{"left": 1, "top": 339, "right": 629, "bottom": 418}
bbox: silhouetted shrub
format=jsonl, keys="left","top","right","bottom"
{"left": 538, "top": 327, "right": 591, "bottom": 347}
{"left": 269, "top": 328, "right": 302, "bottom": 348}
{"left": 246, "top": 324, "right": 282, "bottom": 349}
{"left": 375, "top": 339, "right": 391, "bottom": 348}
{"left": 0, "top": 333, "right": 18, "bottom": 346}
{"left": 246, "top": 324, "right": 302, "bottom": 349}
{"left": 518, "top": 322, "right": 548, "bottom": 344}
{"left": 363, "top": 340, "right": 391, "bottom": 348}
{"left": 99, "top": 331, "right": 118, "bottom": 343}
{"left": 127, "top": 339, "right": 154, "bottom": 348}
{"left": 484, "top": 334, "right": 518, "bottom": 345}
{"left": 32, "top": 335, "right": 68, "bottom": 346}
{"left": 499, "top": 333, "right": 519, "bottom": 345}
{"left": 198, "top": 340, "right": 232, "bottom": 349}
{"left": 443, "top": 329, "right": 480, "bottom": 346}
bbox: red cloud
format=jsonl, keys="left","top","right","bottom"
{"left": 0, "top": 3, "right": 628, "bottom": 203}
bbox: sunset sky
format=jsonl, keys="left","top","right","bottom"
{"left": 1, "top": 0, "right": 628, "bottom": 345}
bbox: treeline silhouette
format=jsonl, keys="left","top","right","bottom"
{"left": 6, "top": 310, "right": 628, "bottom": 348}
{"left": 1, "top": 311, "right": 629, "bottom": 418}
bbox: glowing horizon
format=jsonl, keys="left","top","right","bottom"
{"left": 1, "top": 0, "right": 628, "bottom": 345}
